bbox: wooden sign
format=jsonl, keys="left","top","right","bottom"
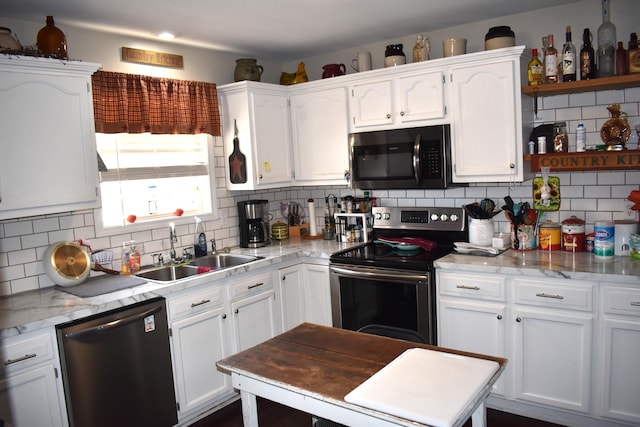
{"left": 121, "top": 47, "right": 183, "bottom": 68}
{"left": 529, "top": 151, "right": 640, "bottom": 172}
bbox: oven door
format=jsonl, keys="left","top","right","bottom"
{"left": 329, "top": 264, "right": 436, "bottom": 345}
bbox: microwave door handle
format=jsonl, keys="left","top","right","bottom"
{"left": 413, "top": 134, "right": 422, "bottom": 184}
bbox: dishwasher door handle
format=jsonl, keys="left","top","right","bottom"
{"left": 64, "top": 305, "right": 163, "bottom": 340}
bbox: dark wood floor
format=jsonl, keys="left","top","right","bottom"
{"left": 191, "top": 397, "right": 566, "bottom": 427}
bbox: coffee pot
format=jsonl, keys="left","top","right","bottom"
{"left": 238, "top": 200, "right": 271, "bottom": 248}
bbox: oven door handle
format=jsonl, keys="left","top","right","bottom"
{"left": 413, "top": 134, "right": 422, "bottom": 184}
{"left": 330, "top": 265, "right": 428, "bottom": 284}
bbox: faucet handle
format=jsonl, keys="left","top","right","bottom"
{"left": 151, "top": 253, "right": 163, "bottom": 266}
{"left": 182, "top": 247, "right": 193, "bottom": 260}
{"left": 210, "top": 238, "right": 217, "bottom": 254}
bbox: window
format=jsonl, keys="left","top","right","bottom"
{"left": 95, "top": 132, "right": 217, "bottom": 234}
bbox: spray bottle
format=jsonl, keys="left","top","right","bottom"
{"left": 193, "top": 216, "right": 207, "bottom": 257}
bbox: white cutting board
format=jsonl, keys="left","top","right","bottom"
{"left": 344, "top": 348, "right": 499, "bottom": 427}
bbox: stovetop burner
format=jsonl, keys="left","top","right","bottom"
{"left": 330, "top": 206, "right": 468, "bottom": 272}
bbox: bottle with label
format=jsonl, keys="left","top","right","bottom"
{"left": 629, "top": 33, "right": 640, "bottom": 73}
{"left": 228, "top": 119, "right": 247, "bottom": 184}
{"left": 597, "top": 0, "right": 616, "bottom": 77}
{"left": 576, "top": 123, "right": 586, "bottom": 152}
{"left": 193, "top": 216, "right": 207, "bottom": 257}
{"left": 562, "top": 26, "right": 576, "bottom": 82}
{"left": 616, "top": 42, "right": 628, "bottom": 75}
{"left": 129, "top": 243, "right": 141, "bottom": 273}
{"left": 121, "top": 242, "right": 130, "bottom": 274}
{"left": 544, "top": 34, "right": 559, "bottom": 83}
{"left": 580, "top": 28, "right": 596, "bottom": 80}
{"left": 528, "top": 48, "right": 544, "bottom": 85}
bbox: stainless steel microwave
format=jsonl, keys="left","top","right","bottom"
{"left": 349, "top": 125, "right": 455, "bottom": 189}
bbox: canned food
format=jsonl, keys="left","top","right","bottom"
{"left": 539, "top": 221, "right": 561, "bottom": 251}
{"left": 561, "top": 216, "right": 585, "bottom": 252}
{"left": 585, "top": 233, "right": 595, "bottom": 253}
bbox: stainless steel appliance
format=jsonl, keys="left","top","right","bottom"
{"left": 238, "top": 199, "right": 271, "bottom": 248}
{"left": 56, "top": 298, "right": 177, "bottom": 427}
{"left": 330, "top": 206, "right": 467, "bottom": 345}
{"left": 349, "top": 125, "right": 457, "bottom": 190}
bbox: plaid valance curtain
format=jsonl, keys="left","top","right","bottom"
{"left": 92, "top": 71, "right": 221, "bottom": 135}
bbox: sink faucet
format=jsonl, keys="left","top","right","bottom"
{"left": 169, "top": 222, "right": 177, "bottom": 262}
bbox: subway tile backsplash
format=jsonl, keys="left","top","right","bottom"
{"left": 1, "top": 87, "right": 639, "bottom": 296}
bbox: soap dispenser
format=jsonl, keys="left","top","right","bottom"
{"left": 193, "top": 216, "right": 207, "bottom": 257}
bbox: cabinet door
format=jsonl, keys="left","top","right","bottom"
{"left": 512, "top": 307, "right": 592, "bottom": 413}
{"left": 302, "top": 264, "right": 332, "bottom": 327}
{"left": 278, "top": 264, "right": 305, "bottom": 331}
{"left": 232, "top": 290, "right": 278, "bottom": 352}
{"left": 170, "top": 306, "right": 234, "bottom": 419}
{"left": 397, "top": 71, "right": 445, "bottom": 124}
{"left": 290, "top": 87, "right": 349, "bottom": 185}
{"left": 598, "top": 318, "right": 640, "bottom": 424}
{"left": 0, "top": 66, "right": 100, "bottom": 219}
{"left": 251, "top": 92, "right": 293, "bottom": 187}
{"left": 0, "top": 364, "right": 64, "bottom": 427}
{"left": 438, "top": 299, "right": 506, "bottom": 396}
{"left": 449, "top": 59, "right": 522, "bottom": 182}
{"left": 349, "top": 79, "right": 393, "bottom": 129}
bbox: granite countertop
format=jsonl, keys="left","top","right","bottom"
{"left": 435, "top": 249, "right": 640, "bottom": 285}
{"left": 0, "top": 237, "right": 352, "bottom": 339}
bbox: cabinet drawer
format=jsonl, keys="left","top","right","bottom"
{"left": 512, "top": 278, "right": 593, "bottom": 312}
{"left": 0, "top": 330, "right": 55, "bottom": 376}
{"left": 230, "top": 271, "right": 273, "bottom": 301}
{"left": 438, "top": 271, "right": 506, "bottom": 301}
{"left": 602, "top": 285, "right": 640, "bottom": 316}
{"left": 168, "top": 286, "right": 224, "bottom": 320}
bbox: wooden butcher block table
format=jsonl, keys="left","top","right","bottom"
{"left": 217, "top": 323, "right": 507, "bottom": 427}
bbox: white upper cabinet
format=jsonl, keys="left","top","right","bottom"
{"left": 448, "top": 47, "right": 529, "bottom": 183}
{"left": 348, "top": 70, "right": 446, "bottom": 131}
{"left": 290, "top": 85, "right": 349, "bottom": 185}
{"left": 0, "top": 57, "right": 101, "bottom": 220}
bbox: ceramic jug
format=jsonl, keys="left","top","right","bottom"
{"left": 234, "top": 58, "right": 263, "bottom": 82}
{"left": 601, "top": 103, "right": 630, "bottom": 150}
{"left": 322, "top": 63, "right": 346, "bottom": 79}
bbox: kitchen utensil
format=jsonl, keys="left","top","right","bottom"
{"left": 454, "top": 242, "right": 501, "bottom": 256}
{"left": 376, "top": 237, "right": 437, "bottom": 251}
{"left": 43, "top": 241, "right": 91, "bottom": 287}
{"left": 375, "top": 240, "right": 420, "bottom": 251}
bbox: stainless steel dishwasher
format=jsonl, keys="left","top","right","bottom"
{"left": 56, "top": 297, "right": 178, "bottom": 427}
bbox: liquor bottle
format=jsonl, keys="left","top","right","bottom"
{"left": 629, "top": 33, "right": 640, "bottom": 74}
{"left": 616, "top": 42, "right": 628, "bottom": 75}
{"left": 228, "top": 119, "right": 247, "bottom": 184}
{"left": 528, "top": 48, "right": 544, "bottom": 85}
{"left": 580, "top": 28, "right": 596, "bottom": 80}
{"left": 562, "top": 26, "right": 577, "bottom": 81}
{"left": 544, "top": 34, "right": 559, "bottom": 83}
{"left": 597, "top": 0, "right": 616, "bottom": 77}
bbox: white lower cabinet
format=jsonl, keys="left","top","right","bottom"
{"left": 168, "top": 286, "right": 234, "bottom": 422}
{"left": 277, "top": 263, "right": 332, "bottom": 331}
{"left": 597, "top": 284, "right": 640, "bottom": 425}
{"left": 0, "top": 329, "right": 65, "bottom": 427}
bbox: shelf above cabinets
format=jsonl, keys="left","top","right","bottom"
{"left": 526, "top": 151, "right": 640, "bottom": 172}
{"left": 522, "top": 74, "right": 640, "bottom": 97}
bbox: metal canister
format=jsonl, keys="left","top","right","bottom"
{"left": 594, "top": 220, "right": 615, "bottom": 259}
{"left": 561, "top": 216, "right": 585, "bottom": 252}
{"left": 539, "top": 221, "right": 561, "bottom": 251}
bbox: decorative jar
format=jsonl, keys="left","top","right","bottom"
{"left": 600, "top": 103, "right": 630, "bottom": 150}
{"left": 234, "top": 58, "right": 263, "bottom": 82}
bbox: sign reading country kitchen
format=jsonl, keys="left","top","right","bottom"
{"left": 531, "top": 151, "right": 640, "bottom": 172}
{"left": 121, "top": 47, "right": 184, "bottom": 68}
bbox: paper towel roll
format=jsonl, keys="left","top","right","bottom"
{"left": 614, "top": 220, "right": 639, "bottom": 256}
{"left": 308, "top": 199, "right": 317, "bottom": 236}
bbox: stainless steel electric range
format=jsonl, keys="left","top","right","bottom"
{"left": 329, "top": 206, "right": 468, "bottom": 345}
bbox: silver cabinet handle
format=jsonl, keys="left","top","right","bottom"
{"left": 536, "top": 293, "right": 564, "bottom": 300}
{"left": 457, "top": 285, "right": 480, "bottom": 290}
{"left": 4, "top": 353, "right": 37, "bottom": 365}
{"left": 191, "top": 299, "right": 211, "bottom": 308}
{"left": 631, "top": 301, "right": 640, "bottom": 307}
{"left": 248, "top": 282, "right": 264, "bottom": 289}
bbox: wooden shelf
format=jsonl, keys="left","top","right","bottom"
{"left": 522, "top": 74, "right": 640, "bottom": 97}
{"left": 527, "top": 151, "right": 640, "bottom": 172}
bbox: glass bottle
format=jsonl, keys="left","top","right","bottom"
{"left": 597, "top": 0, "right": 616, "bottom": 77}
{"left": 228, "top": 119, "right": 247, "bottom": 184}
{"left": 628, "top": 33, "right": 640, "bottom": 74}
{"left": 580, "top": 28, "right": 596, "bottom": 80}
{"left": 527, "top": 48, "right": 544, "bottom": 85}
{"left": 562, "top": 26, "right": 576, "bottom": 81}
{"left": 544, "top": 34, "right": 559, "bottom": 83}
{"left": 616, "top": 42, "right": 628, "bottom": 75}
{"left": 36, "top": 15, "right": 68, "bottom": 58}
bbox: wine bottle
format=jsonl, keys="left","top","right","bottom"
{"left": 629, "top": 33, "right": 640, "bottom": 74}
{"left": 597, "top": 0, "right": 616, "bottom": 77}
{"left": 616, "top": 42, "right": 628, "bottom": 75}
{"left": 580, "top": 28, "right": 596, "bottom": 80}
{"left": 544, "top": 34, "right": 559, "bottom": 83}
{"left": 228, "top": 119, "right": 247, "bottom": 184}
{"left": 562, "top": 26, "right": 577, "bottom": 81}
{"left": 527, "top": 48, "right": 544, "bottom": 85}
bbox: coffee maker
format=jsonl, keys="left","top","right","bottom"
{"left": 238, "top": 200, "right": 271, "bottom": 248}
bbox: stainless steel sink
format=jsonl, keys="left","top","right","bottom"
{"left": 189, "top": 253, "right": 264, "bottom": 269}
{"left": 136, "top": 265, "right": 199, "bottom": 282}
{"left": 136, "top": 254, "right": 263, "bottom": 282}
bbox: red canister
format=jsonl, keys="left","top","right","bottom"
{"left": 562, "top": 216, "right": 585, "bottom": 252}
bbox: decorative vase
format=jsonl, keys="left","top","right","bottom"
{"left": 321, "top": 63, "right": 345, "bottom": 79}
{"left": 0, "top": 27, "right": 21, "bottom": 51}
{"left": 600, "top": 103, "right": 630, "bottom": 150}
{"left": 234, "top": 58, "right": 263, "bottom": 82}
{"left": 37, "top": 15, "right": 67, "bottom": 58}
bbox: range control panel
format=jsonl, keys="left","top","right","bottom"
{"left": 372, "top": 206, "right": 466, "bottom": 232}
